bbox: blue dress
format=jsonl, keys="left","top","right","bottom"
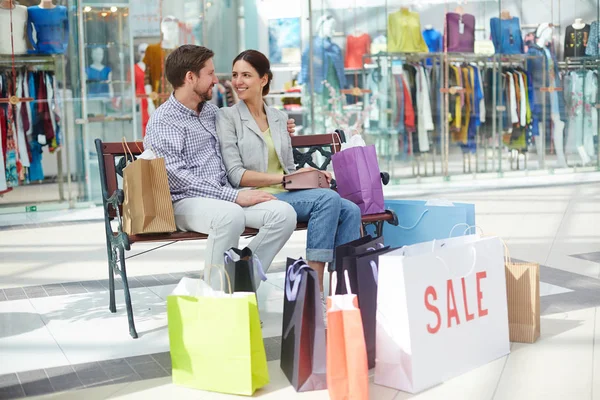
{"left": 86, "top": 66, "right": 111, "bottom": 99}
{"left": 490, "top": 17, "right": 524, "bottom": 54}
{"left": 27, "top": 5, "right": 69, "bottom": 54}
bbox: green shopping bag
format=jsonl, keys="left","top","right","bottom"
{"left": 167, "top": 268, "right": 269, "bottom": 395}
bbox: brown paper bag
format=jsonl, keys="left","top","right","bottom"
{"left": 122, "top": 142, "right": 176, "bottom": 235}
{"left": 504, "top": 245, "right": 540, "bottom": 343}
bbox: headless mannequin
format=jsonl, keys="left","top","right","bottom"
{"left": 144, "top": 16, "right": 179, "bottom": 104}
{"left": 535, "top": 25, "right": 567, "bottom": 167}
{"left": 0, "top": 0, "right": 28, "bottom": 55}
{"left": 135, "top": 43, "right": 154, "bottom": 132}
{"left": 572, "top": 18, "right": 586, "bottom": 30}
{"left": 38, "top": 0, "right": 55, "bottom": 9}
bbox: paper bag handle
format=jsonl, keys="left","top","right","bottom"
{"left": 224, "top": 251, "right": 268, "bottom": 282}
{"left": 330, "top": 132, "right": 342, "bottom": 154}
{"left": 121, "top": 138, "right": 134, "bottom": 165}
{"left": 449, "top": 223, "right": 484, "bottom": 237}
{"left": 435, "top": 246, "right": 477, "bottom": 279}
{"left": 398, "top": 210, "right": 429, "bottom": 230}
{"left": 205, "top": 265, "right": 233, "bottom": 295}
{"left": 285, "top": 258, "right": 310, "bottom": 301}
{"left": 366, "top": 243, "right": 385, "bottom": 252}
{"left": 332, "top": 269, "right": 353, "bottom": 296}
{"left": 369, "top": 260, "right": 379, "bottom": 285}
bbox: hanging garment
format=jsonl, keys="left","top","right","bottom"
{"left": 585, "top": 21, "right": 600, "bottom": 56}
{"left": 45, "top": 73, "right": 59, "bottom": 151}
{"left": 448, "top": 65, "right": 462, "bottom": 134}
{"left": 387, "top": 9, "right": 428, "bottom": 53}
{"left": 0, "top": 106, "right": 6, "bottom": 192}
{"left": 0, "top": 5, "right": 28, "bottom": 54}
{"left": 392, "top": 75, "right": 405, "bottom": 134}
{"left": 490, "top": 17, "right": 524, "bottom": 54}
{"left": 517, "top": 72, "right": 527, "bottom": 127}
{"left": 86, "top": 66, "right": 111, "bottom": 99}
{"left": 371, "top": 35, "right": 387, "bottom": 55}
{"left": 446, "top": 13, "right": 476, "bottom": 52}
{"left": 402, "top": 74, "right": 415, "bottom": 132}
{"left": 345, "top": 33, "right": 371, "bottom": 69}
{"left": 27, "top": 5, "right": 69, "bottom": 54}
{"left": 28, "top": 140, "right": 44, "bottom": 182}
{"left": 416, "top": 65, "right": 433, "bottom": 152}
{"left": 564, "top": 24, "right": 590, "bottom": 58}
{"left": 583, "top": 70, "right": 598, "bottom": 157}
{"left": 15, "top": 73, "right": 30, "bottom": 168}
{"left": 143, "top": 43, "right": 174, "bottom": 104}
{"left": 300, "top": 37, "right": 346, "bottom": 93}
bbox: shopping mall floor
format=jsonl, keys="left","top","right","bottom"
{"left": 1, "top": 180, "right": 600, "bottom": 400}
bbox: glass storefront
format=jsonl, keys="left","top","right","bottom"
{"left": 1, "top": 0, "right": 599, "bottom": 212}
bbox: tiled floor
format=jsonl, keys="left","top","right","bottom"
{"left": 0, "top": 182, "right": 599, "bottom": 399}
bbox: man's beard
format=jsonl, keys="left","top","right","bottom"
{"left": 194, "top": 85, "right": 213, "bottom": 102}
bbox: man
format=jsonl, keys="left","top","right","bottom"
{"left": 144, "top": 45, "right": 298, "bottom": 281}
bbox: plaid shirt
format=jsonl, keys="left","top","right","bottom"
{"left": 144, "top": 94, "right": 238, "bottom": 203}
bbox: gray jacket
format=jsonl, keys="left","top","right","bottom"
{"left": 216, "top": 101, "right": 296, "bottom": 188}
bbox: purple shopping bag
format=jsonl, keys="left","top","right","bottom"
{"left": 332, "top": 145, "right": 385, "bottom": 215}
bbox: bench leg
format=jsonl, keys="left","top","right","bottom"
{"left": 361, "top": 221, "right": 384, "bottom": 238}
{"left": 107, "top": 245, "right": 117, "bottom": 313}
{"left": 117, "top": 246, "right": 138, "bottom": 339}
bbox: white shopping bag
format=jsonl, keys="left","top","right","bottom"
{"left": 375, "top": 236, "right": 510, "bottom": 394}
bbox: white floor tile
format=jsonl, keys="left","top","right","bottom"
{"left": 28, "top": 288, "right": 169, "bottom": 366}
{"left": 493, "top": 308, "right": 596, "bottom": 400}
{"left": 0, "top": 299, "right": 70, "bottom": 375}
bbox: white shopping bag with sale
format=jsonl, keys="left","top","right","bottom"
{"left": 375, "top": 236, "right": 510, "bottom": 394}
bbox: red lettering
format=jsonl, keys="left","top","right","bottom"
{"left": 461, "top": 277, "right": 475, "bottom": 322}
{"left": 476, "top": 271, "right": 488, "bottom": 317}
{"left": 446, "top": 280, "right": 460, "bottom": 327}
{"left": 424, "top": 286, "right": 441, "bottom": 334}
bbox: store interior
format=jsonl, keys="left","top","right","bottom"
{"left": 0, "top": 0, "right": 599, "bottom": 212}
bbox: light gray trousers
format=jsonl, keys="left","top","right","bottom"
{"left": 173, "top": 197, "right": 297, "bottom": 284}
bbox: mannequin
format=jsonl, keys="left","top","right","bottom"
{"left": 144, "top": 16, "right": 179, "bottom": 105}
{"left": 528, "top": 23, "right": 567, "bottom": 167}
{"left": 134, "top": 43, "right": 154, "bottom": 135}
{"left": 446, "top": 9, "right": 475, "bottom": 52}
{"left": 423, "top": 24, "right": 443, "bottom": 53}
{"left": 490, "top": 11, "right": 524, "bottom": 54}
{"left": 388, "top": 7, "right": 428, "bottom": 52}
{"left": 0, "top": 0, "right": 28, "bottom": 55}
{"left": 564, "top": 19, "right": 590, "bottom": 58}
{"left": 86, "top": 47, "right": 113, "bottom": 99}
{"left": 27, "top": 0, "right": 68, "bottom": 54}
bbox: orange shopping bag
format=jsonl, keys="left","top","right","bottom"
{"left": 326, "top": 270, "right": 369, "bottom": 400}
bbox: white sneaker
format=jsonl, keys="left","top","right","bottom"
{"left": 320, "top": 293, "right": 328, "bottom": 329}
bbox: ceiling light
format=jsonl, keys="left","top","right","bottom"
{"left": 83, "top": 6, "right": 92, "bottom": 12}
{"left": 101, "top": 11, "right": 108, "bottom": 17}
{"left": 110, "top": 6, "right": 118, "bottom": 12}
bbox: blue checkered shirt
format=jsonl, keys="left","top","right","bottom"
{"left": 144, "top": 94, "right": 238, "bottom": 203}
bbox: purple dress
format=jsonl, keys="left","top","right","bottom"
{"left": 445, "top": 12, "right": 475, "bottom": 52}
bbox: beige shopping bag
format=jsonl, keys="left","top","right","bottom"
{"left": 504, "top": 245, "right": 540, "bottom": 343}
{"left": 122, "top": 141, "right": 176, "bottom": 235}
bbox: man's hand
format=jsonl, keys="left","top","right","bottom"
{"left": 287, "top": 118, "right": 296, "bottom": 134}
{"left": 235, "top": 190, "right": 277, "bottom": 207}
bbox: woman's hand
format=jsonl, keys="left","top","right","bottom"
{"left": 287, "top": 118, "right": 296, "bottom": 134}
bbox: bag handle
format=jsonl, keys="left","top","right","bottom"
{"left": 449, "top": 223, "right": 485, "bottom": 237}
{"left": 398, "top": 209, "right": 429, "bottom": 230}
{"left": 369, "top": 260, "right": 379, "bottom": 285}
{"left": 330, "top": 131, "right": 342, "bottom": 154}
{"left": 121, "top": 137, "right": 134, "bottom": 165}
{"left": 205, "top": 265, "right": 233, "bottom": 295}
{"left": 366, "top": 243, "right": 385, "bottom": 252}
{"left": 285, "top": 258, "right": 311, "bottom": 301}
{"left": 434, "top": 246, "right": 477, "bottom": 279}
{"left": 332, "top": 269, "right": 353, "bottom": 296}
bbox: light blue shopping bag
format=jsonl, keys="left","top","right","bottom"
{"left": 377, "top": 200, "right": 476, "bottom": 248}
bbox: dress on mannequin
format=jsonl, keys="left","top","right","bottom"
{"left": 143, "top": 16, "right": 179, "bottom": 105}
{"left": 344, "top": 33, "right": 371, "bottom": 69}
{"left": 564, "top": 20, "right": 590, "bottom": 58}
{"left": 134, "top": 43, "right": 151, "bottom": 135}
{"left": 446, "top": 12, "right": 475, "bottom": 52}
{"left": 86, "top": 47, "right": 112, "bottom": 99}
{"left": 490, "top": 14, "right": 524, "bottom": 54}
{"left": 423, "top": 26, "right": 443, "bottom": 53}
{"left": 0, "top": 2, "right": 28, "bottom": 54}
{"left": 27, "top": 3, "right": 69, "bottom": 54}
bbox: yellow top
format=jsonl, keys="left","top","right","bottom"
{"left": 257, "top": 128, "right": 286, "bottom": 194}
{"left": 387, "top": 9, "right": 428, "bottom": 53}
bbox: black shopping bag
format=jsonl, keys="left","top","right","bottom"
{"left": 280, "top": 258, "right": 327, "bottom": 392}
{"left": 339, "top": 246, "right": 397, "bottom": 369}
{"left": 331, "top": 234, "right": 385, "bottom": 273}
{"left": 223, "top": 247, "right": 267, "bottom": 294}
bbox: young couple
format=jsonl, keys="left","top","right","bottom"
{"left": 143, "top": 45, "right": 361, "bottom": 313}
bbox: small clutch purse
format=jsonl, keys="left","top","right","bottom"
{"left": 282, "top": 170, "right": 329, "bottom": 190}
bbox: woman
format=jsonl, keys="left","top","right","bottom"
{"left": 216, "top": 50, "right": 362, "bottom": 312}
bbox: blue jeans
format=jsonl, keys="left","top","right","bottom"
{"left": 274, "top": 189, "right": 361, "bottom": 262}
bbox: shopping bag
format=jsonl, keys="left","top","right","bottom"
{"left": 332, "top": 234, "right": 384, "bottom": 273}
{"left": 280, "top": 258, "right": 327, "bottom": 392}
{"left": 380, "top": 199, "right": 475, "bottom": 248}
{"left": 338, "top": 246, "right": 397, "bottom": 369}
{"left": 167, "top": 268, "right": 269, "bottom": 395}
{"left": 332, "top": 144, "right": 385, "bottom": 215}
{"left": 223, "top": 247, "right": 267, "bottom": 294}
{"left": 504, "top": 246, "right": 540, "bottom": 343}
{"left": 327, "top": 270, "right": 369, "bottom": 400}
{"left": 375, "top": 236, "right": 510, "bottom": 394}
{"left": 121, "top": 141, "right": 176, "bottom": 235}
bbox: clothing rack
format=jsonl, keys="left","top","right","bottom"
{"left": 0, "top": 54, "right": 73, "bottom": 206}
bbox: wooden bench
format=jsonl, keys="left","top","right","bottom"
{"left": 95, "top": 133, "right": 398, "bottom": 338}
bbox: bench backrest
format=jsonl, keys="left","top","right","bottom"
{"left": 95, "top": 134, "right": 343, "bottom": 219}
